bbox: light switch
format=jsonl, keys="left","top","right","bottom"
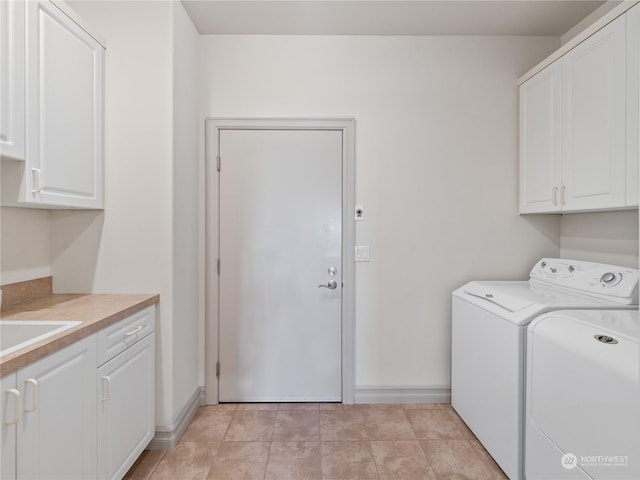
{"left": 355, "top": 245, "right": 370, "bottom": 262}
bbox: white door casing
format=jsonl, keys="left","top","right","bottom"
{"left": 205, "top": 118, "right": 356, "bottom": 404}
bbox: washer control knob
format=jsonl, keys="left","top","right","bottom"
{"left": 600, "top": 272, "right": 617, "bottom": 284}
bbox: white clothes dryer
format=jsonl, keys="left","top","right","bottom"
{"left": 525, "top": 309, "right": 639, "bottom": 480}
{"left": 451, "top": 258, "right": 638, "bottom": 480}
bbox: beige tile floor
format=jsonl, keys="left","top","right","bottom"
{"left": 124, "top": 403, "right": 508, "bottom": 480}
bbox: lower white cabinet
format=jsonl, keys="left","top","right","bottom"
{"left": 1, "top": 373, "right": 18, "bottom": 480}
{"left": 18, "top": 336, "right": 97, "bottom": 479}
{"left": 98, "top": 332, "right": 155, "bottom": 480}
{"left": 0, "top": 305, "right": 156, "bottom": 480}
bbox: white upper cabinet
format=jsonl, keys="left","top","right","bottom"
{"left": 26, "top": 0, "right": 103, "bottom": 209}
{"left": 519, "top": 60, "right": 562, "bottom": 214}
{"left": 0, "top": 0, "right": 26, "bottom": 161}
{"left": 561, "top": 15, "right": 626, "bottom": 212}
{"left": 627, "top": 3, "right": 640, "bottom": 207}
{"left": 519, "top": 11, "right": 639, "bottom": 214}
{"left": 1, "top": 0, "right": 103, "bottom": 209}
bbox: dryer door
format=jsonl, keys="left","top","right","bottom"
{"left": 526, "top": 312, "right": 639, "bottom": 479}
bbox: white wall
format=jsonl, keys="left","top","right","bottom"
{"left": 560, "top": 211, "right": 639, "bottom": 268}
{"left": 171, "top": 2, "right": 200, "bottom": 419}
{"left": 199, "top": 35, "right": 562, "bottom": 389}
{"left": 53, "top": 0, "right": 192, "bottom": 428}
{"left": 0, "top": 207, "right": 51, "bottom": 285}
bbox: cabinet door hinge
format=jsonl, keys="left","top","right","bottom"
{"left": 217, "top": 259, "right": 220, "bottom": 275}
{"left": 216, "top": 155, "right": 221, "bottom": 172}
{"left": 216, "top": 361, "right": 220, "bottom": 377}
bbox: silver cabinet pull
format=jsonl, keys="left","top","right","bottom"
{"left": 561, "top": 186, "right": 566, "bottom": 205}
{"left": 552, "top": 186, "right": 558, "bottom": 206}
{"left": 318, "top": 280, "right": 338, "bottom": 290}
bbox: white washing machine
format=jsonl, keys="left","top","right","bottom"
{"left": 451, "top": 258, "right": 639, "bottom": 480}
{"left": 526, "top": 309, "right": 639, "bottom": 480}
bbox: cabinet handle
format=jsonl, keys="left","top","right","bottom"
{"left": 5, "top": 389, "right": 21, "bottom": 425}
{"left": 25, "top": 379, "right": 39, "bottom": 412}
{"left": 124, "top": 326, "right": 143, "bottom": 337}
{"left": 101, "top": 376, "right": 111, "bottom": 401}
{"left": 552, "top": 187, "right": 558, "bottom": 206}
{"left": 31, "top": 168, "right": 43, "bottom": 193}
{"left": 561, "top": 186, "right": 566, "bottom": 205}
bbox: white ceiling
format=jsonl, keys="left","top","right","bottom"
{"left": 181, "top": 0, "right": 608, "bottom": 36}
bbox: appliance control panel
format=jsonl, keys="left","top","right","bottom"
{"left": 529, "top": 258, "right": 639, "bottom": 304}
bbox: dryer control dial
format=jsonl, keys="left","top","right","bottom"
{"left": 600, "top": 272, "right": 621, "bottom": 286}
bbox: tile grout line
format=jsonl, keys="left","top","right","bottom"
{"left": 262, "top": 407, "right": 278, "bottom": 480}
{"left": 143, "top": 450, "right": 167, "bottom": 480}
{"left": 219, "top": 405, "right": 235, "bottom": 442}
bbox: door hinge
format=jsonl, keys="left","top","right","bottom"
{"left": 216, "top": 155, "right": 221, "bottom": 172}
{"left": 216, "top": 361, "right": 220, "bottom": 377}
{"left": 217, "top": 259, "right": 220, "bottom": 275}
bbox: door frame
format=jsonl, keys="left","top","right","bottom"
{"left": 204, "top": 118, "right": 356, "bottom": 404}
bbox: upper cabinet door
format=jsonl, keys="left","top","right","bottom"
{"left": 627, "top": 4, "right": 640, "bottom": 207}
{"left": 26, "top": 0, "right": 103, "bottom": 209}
{"left": 0, "top": 0, "right": 26, "bottom": 160}
{"left": 519, "top": 60, "right": 562, "bottom": 214}
{"left": 561, "top": 15, "right": 626, "bottom": 212}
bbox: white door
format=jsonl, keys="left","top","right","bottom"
{"left": 219, "top": 129, "right": 343, "bottom": 402}
{"left": 561, "top": 14, "right": 626, "bottom": 212}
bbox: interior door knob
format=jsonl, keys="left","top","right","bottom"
{"left": 318, "top": 280, "right": 338, "bottom": 290}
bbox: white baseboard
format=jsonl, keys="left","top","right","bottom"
{"left": 147, "top": 386, "right": 204, "bottom": 450}
{"left": 355, "top": 385, "right": 451, "bottom": 404}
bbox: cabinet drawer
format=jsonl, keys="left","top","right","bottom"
{"left": 97, "top": 306, "right": 155, "bottom": 366}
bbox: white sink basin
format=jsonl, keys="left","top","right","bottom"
{"left": 0, "top": 320, "right": 81, "bottom": 357}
